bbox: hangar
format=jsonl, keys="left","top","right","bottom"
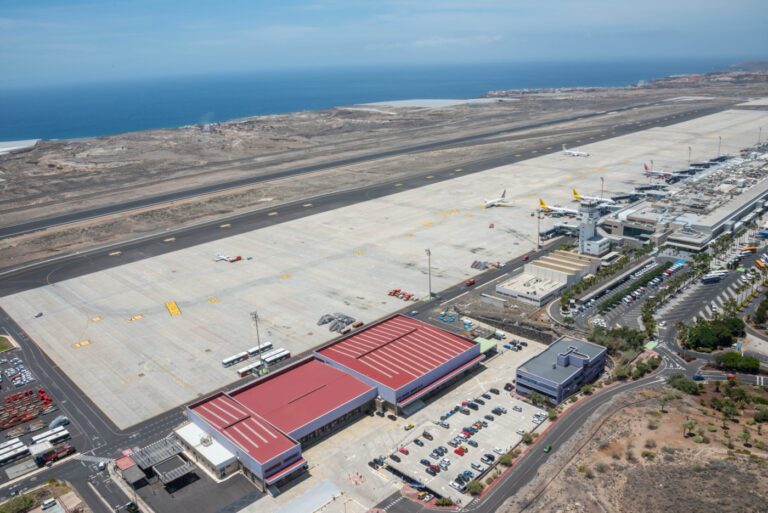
{"left": 182, "top": 316, "right": 482, "bottom": 493}
{"left": 184, "top": 358, "right": 376, "bottom": 492}
{"left": 315, "top": 315, "right": 484, "bottom": 412}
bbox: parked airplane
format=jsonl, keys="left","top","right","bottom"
{"left": 214, "top": 253, "right": 243, "bottom": 263}
{"left": 562, "top": 144, "right": 590, "bottom": 157}
{"left": 572, "top": 188, "right": 615, "bottom": 205}
{"left": 485, "top": 190, "right": 513, "bottom": 208}
{"left": 538, "top": 198, "right": 578, "bottom": 216}
{"left": 643, "top": 161, "right": 673, "bottom": 179}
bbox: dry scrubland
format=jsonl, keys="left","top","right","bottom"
{"left": 502, "top": 381, "right": 768, "bottom": 513}
{"left": 2, "top": 83, "right": 767, "bottom": 266}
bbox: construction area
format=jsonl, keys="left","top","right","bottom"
{"left": 0, "top": 106, "right": 767, "bottom": 429}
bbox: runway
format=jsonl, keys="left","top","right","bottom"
{"left": 0, "top": 101, "right": 727, "bottom": 240}
{"left": 0, "top": 103, "right": 728, "bottom": 297}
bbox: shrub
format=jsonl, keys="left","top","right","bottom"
{"left": 641, "top": 450, "right": 655, "bottom": 460}
{"left": 581, "top": 384, "right": 594, "bottom": 396}
{"left": 614, "top": 366, "right": 629, "bottom": 380}
{"left": 647, "top": 419, "right": 659, "bottom": 430}
{"left": 595, "top": 462, "right": 609, "bottom": 473}
{"left": 715, "top": 352, "right": 760, "bottom": 373}
{"left": 547, "top": 408, "right": 558, "bottom": 421}
{"left": 436, "top": 498, "right": 454, "bottom": 506}
{"left": 498, "top": 453, "right": 513, "bottom": 467}
{"left": 644, "top": 439, "right": 656, "bottom": 449}
{"left": 667, "top": 373, "right": 699, "bottom": 394}
{"left": 693, "top": 435, "right": 704, "bottom": 443}
{"left": 466, "top": 480, "right": 484, "bottom": 496}
{"left": 755, "top": 405, "right": 768, "bottom": 423}
{"left": 521, "top": 432, "right": 534, "bottom": 444}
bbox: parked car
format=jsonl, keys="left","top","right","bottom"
{"left": 454, "top": 448, "right": 465, "bottom": 456}
{"left": 422, "top": 431, "right": 434, "bottom": 441}
{"left": 390, "top": 454, "right": 401, "bottom": 462}
{"left": 399, "top": 447, "right": 409, "bottom": 455}
{"left": 489, "top": 388, "right": 500, "bottom": 395}
{"left": 467, "top": 439, "right": 478, "bottom": 448}
{"left": 414, "top": 438, "right": 424, "bottom": 447}
{"left": 425, "top": 467, "right": 437, "bottom": 476}
{"left": 484, "top": 414, "right": 495, "bottom": 421}
{"left": 504, "top": 383, "right": 514, "bottom": 391}
{"left": 420, "top": 458, "right": 430, "bottom": 466}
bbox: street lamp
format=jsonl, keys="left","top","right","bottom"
{"left": 250, "top": 311, "right": 263, "bottom": 370}
{"left": 425, "top": 249, "right": 433, "bottom": 298}
{"left": 717, "top": 136, "right": 722, "bottom": 157}
{"left": 600, "top": 176, "right": 604, "bottom": 201}
{"left": 688, "top": 146, "right": 692, "bottom": 166}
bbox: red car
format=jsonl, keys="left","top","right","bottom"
{"left": 454, "top": 448, "right": 465, "bottom": 456}
{"left": 399, "top": 447, "right": 409, "bottom": 455}
{"left": 465, "top": 278, "right": 476, "bottom": 287}
{"left": 429, "top": 464, "right": 440, "bottom": 473}
{"left": 523, "top": 254, "right": 530, "bottom": 261}
{"left": 462, "top": 430, "right": 472, "bottom": 438}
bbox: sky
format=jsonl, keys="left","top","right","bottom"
{"left": 2, "top": 0, "right": 767, "bottom": 88}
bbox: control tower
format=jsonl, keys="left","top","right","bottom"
{"left": 578, "top": 200, "right": 609, "bottom": 256}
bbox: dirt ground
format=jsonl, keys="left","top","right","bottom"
{"left": 2, "top": 81, "right": 768, "bottom": 268}
{"left": 500, "top": 381, "right": 768, "bottom": 513}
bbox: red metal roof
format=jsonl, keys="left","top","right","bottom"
{"left": 115, "top": 455, "right": 136, "bottom": 471}
{"left": 397, "top": 355, "right": 484, "bottom": 407}
{"left": 265, "top": 457, "right": 307, "bottom": 485}
{"left": 191, "top": 394, "right": 297, "bottom": 464}
{"left": 317, "top": 315, "right": 477, "bottom": 391}
{"left": 231, "top": 359, "right": 375, "bottom": 437}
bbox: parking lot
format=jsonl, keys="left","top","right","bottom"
{"left": 0, "top": 343, "right": 73, "bottom": 483}
{"left": 386, "top": 390, "right": 546, "bottom": 504}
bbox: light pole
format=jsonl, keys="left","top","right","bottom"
{"left": 425, "top": 249, "right": 432, "bottom": 298}
{"left": 250, "top": 311, "right": 263, "bottom": 371}
{"left": 537, "top": 211, "right": 542, "bottom": 250}
{"left": 600, "top": 176, "right": 604, "bottom": 201}
{"left": 688, "top": 146, "right": 692, "bottom": 166}
{"left": 759, "top": 127, "right": 763, "bottom": 145}
{"left": 717, "top": 136, "right": 722, "bottom": 157}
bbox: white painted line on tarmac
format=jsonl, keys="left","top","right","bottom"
{"left": 441, "top": 291, "right": 470, "bottom": 305}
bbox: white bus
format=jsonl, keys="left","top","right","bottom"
{"left": 247, "top": 341, "right": 273, "bottom": 358}
{"left": 221, "top": 351, "right": 249, "bottom": 368}
{"left": 262, "top": 348, "right": 291, "bottom": 367}
{"left": 31, "top": 426, "right": 68, "bottom": 445}
{"left": 236, "top": 361, "right": 265, "bottom": 378}
{"left": 0, "top": 438, "right": 21, "bottom": 452}
{"left": 0, "top": 441, "right": 24, "bottom": 459}
{"left": 0, "top": 446, "right": 29, "bottom": 466}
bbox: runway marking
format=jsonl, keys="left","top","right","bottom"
{"left": 354, "top": 249, "right": 365, "bottom": 255}
{"left": 514, "top": 154, "right": 522, "bottom": 157}
{"left": 402, "top": 232, "right": 415, "bottom": 238}
{"left": 455, "top": 168, "right": 463, "bottom": 172}
{"left": 207, "top": 297, "right": 220, "bottom": 304}
{"left": 441, "top": 290, "right": 470, "bottom": 305}
{"left": 90, "top": 316, "right": 102, "bottom": 322}
{"left": 165, "top": 301, "right": 182, "bottom": 317}
{"left": 576, "top": 139, "right": 582, "bottom": 143}
{"left": 421, "top": 220, "right": 433, "bottom": 227}
{"left": 530, "top": 150, "right": 538, "bottom": 154}
{"left": 589, "top": 136, "right": 595, "bottom": 140}
{"left": 268, "top": 211, "right": 278, "bottom": 216}
{"left": 302, "top": 203, "right": 313, "bottom": 208}
{"left": 108, "top": 251, "right": 121, "bottom": 257}
{"left": 72, "top": 339, "right": 91, "bottom": 349}
{"left": 394, "top": 183, "right": 403, "bottom": 187}
{"left": 128, "top": 314, "right": 144, "bottom": 322}
{"left": 163, "top": 237, "right": 176, "bottom": 243}
{"left": 546, "top": 146, "right": 553, "bottom": 150}
{"left": 219, "top": 223, "right": 231, "bottom": 228}
{"left": 440, "top": 209, "right": 460, "bottom": 217}
{"left": 279, "top": 273, "right": 291, "bottom": 280}
{"left": 426, "top": 175, "right": 434, "bottom": 179}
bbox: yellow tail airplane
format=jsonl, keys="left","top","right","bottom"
{"left": 538, "top": 198, "right": 577, "bottom": 216}
{"left": 571, "top": 188, "right": 615, "bottom": 205}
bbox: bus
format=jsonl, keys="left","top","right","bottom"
{"left": 236, "top": 361, "right": 264, "bottom": 378}
{"left": 247, "top": 341, "right": 273, "bottom": 358}
{"left": 757, "top": 260, "right": 766, "bottom": 270}
{"left": 221, "top": 351, "right": 249, "bottom": 368}
{"left": 701, "top": 274, "right": 722, "bottom": 284}
{"left": 0, "top": 446, "right": 29, "bottom": 466}
{"left": 262, "top": 348, "right": 291, "bottom": 367}
{"left": 31, "top": 426, "right": 69, "bottom": 445}
{"left": 0, "top": 441, "right": 25, "bottom": 459}
{"left": 0, "top": 438, "right": 22, "bottom": 453}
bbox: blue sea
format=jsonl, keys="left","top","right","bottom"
{"left": 0, "top": 60, "right": 736, "bottom": 142}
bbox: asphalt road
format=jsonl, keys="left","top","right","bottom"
{"left": 0, "top": 102, "right": 729, "bottom": 240}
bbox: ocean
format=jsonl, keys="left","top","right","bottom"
{"left": 0, "top": 60, "right": 736, "bottom": 142}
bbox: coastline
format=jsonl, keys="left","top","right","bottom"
{"left": 0, "top": 60, "right": 742, "bottom": 144}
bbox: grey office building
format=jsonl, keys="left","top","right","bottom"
{"left": 516, "top": 337, "right": 607, "bottom": 404}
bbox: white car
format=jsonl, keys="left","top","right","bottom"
{"left": 516, "top": 428, "right": 526, "bottom": 435}
{"left": 493, "top": 447, "right": 504, "bottom": 455}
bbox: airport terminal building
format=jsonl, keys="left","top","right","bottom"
{"left": 181, "top": 315, "right": 483, "bottom": 493}
{"left": 516, "top": 336, "right": 606, "bottom": 404}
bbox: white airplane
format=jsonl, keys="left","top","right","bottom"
{"left": 643, "top": 161, "right": 673, "bottom": 179}
{"left": 485, "top": 190, "right": 513, "bottom": 208}
{"left": 214, "top": 253, "right": 229, "bottom": 262}
{"left": 572, "top": 188, "right": 615, "bottom": 205}
{"left": 539, "top": 198, "right": 578, "bottom": 216}
{"left": 562, "top": 144, "right": 590, "bottom": 157}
